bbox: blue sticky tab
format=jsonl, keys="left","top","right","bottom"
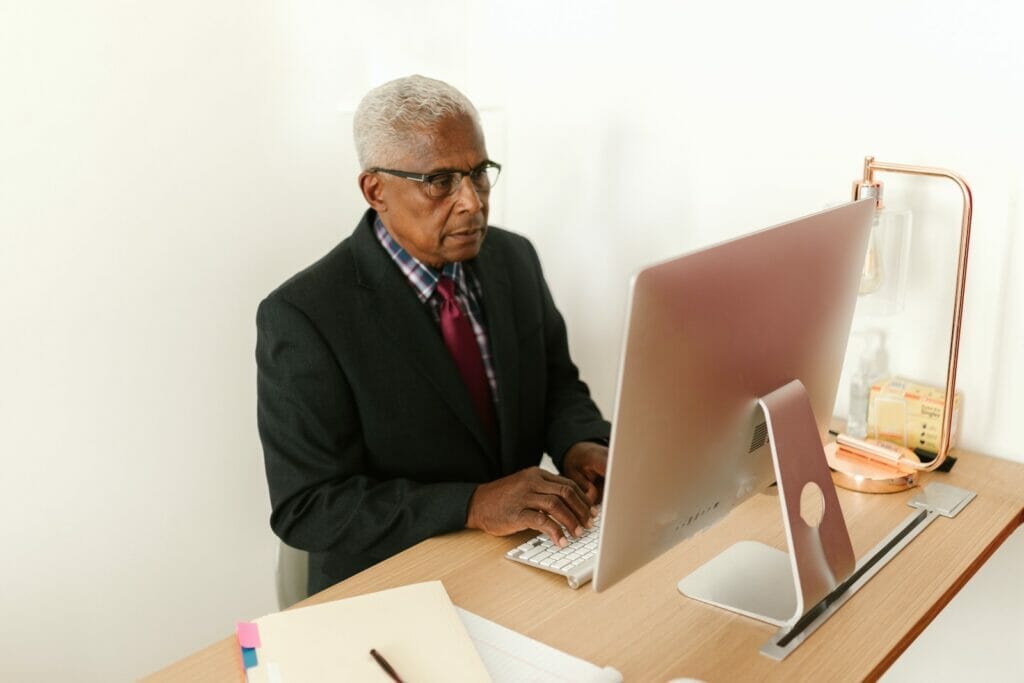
{"left": 241, "top": 646, "right": 258, "bottom": 669}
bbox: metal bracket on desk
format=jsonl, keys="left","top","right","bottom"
{"left": 760, "top": 483, "right": 976, "bottom": 660}
{"left": 908, "top": 482, "right": 976, "bottom": 518}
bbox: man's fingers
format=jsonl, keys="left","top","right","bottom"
{"left": 531, "top": 494, "right": 586, "bottom": 538}
{"left": 520, "top": 508, "right": 569, "bottom": 547}
{"left": 564, "top": 477, "right": 599, "bottom": 518}
{"left": 588, "top": 454, "right": 608, "bottom": 478}
{"left": 573, "top": 476, "right": 598, "bottom": 506}
{"left": 563, "top": 461, "right": 604, "bottom": 507}
{"left": 580, "top": 471, "right": 606, "bottom": 505}
{"left": 534, "top": 473, "right": 592, "bottom": 526}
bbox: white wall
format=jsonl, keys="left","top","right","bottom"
{"left": 1, "top": 1, "right": 1021, "bottom": 679}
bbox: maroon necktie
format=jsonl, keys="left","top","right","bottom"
{"left": 436, "top": 276, "right": 497, "bottom": 443}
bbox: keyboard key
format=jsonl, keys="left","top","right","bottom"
{"left": 519, "top": 545, "right": 548, "bottom": 560}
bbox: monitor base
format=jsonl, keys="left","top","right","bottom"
{"left": 677, "top": 540, "right": 795, "bottom": 626}
{"left": 677, "top": 379, "right": 857, "bottom": 658}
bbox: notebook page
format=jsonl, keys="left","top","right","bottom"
{"left": 456, "top": 607, "right": 623, "bottom": 683}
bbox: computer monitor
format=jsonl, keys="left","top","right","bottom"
{"left": 592, "top": 200, "right": 876, "bottom": 629}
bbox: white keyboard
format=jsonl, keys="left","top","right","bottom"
{"left": 504, "top": 512, "right": 602, "bottom": 589}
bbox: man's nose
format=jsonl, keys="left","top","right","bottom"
{"left": 453, "top": 174, "right": 484, "bottom": 212}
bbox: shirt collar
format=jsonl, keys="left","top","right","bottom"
{"left": 374, "top": 216, "right": 464, "bottom": 302}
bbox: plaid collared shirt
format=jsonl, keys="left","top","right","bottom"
{"left": 374, "top": 217, "right": 498, "bottom": 404}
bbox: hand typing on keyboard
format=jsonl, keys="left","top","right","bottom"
{"left": 506, "top": 509, "right": 603, "bottom": 589}
{"left": 466, "top": 466, "right": 598, "bottom": 547}
{"left": 560, "top": 441, "right": 608, "bottom": 505}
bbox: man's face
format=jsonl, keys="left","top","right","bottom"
{"left": 370, "top": 115, "right": 490, "bottom": 267}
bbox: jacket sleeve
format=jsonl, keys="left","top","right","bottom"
{"left": 522, "top": 241, "right": 612, "bottom": 470}
{"left": 256, "top": 295, "right": 477, "bottom": 559}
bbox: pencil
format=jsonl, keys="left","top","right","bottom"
{"left": 370, "top": 648, "right": 404, "bottom": 683}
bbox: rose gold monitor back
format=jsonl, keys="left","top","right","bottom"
{"left": 592, "top": 199, "right": 876, "bottom": 591}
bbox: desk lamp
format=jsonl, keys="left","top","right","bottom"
{"left": 827, "top": 156, "right": 974, "bottom": 493}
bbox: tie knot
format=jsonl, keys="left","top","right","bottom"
{"left": 436, "top": 276, "right": 457, "bottom": 302}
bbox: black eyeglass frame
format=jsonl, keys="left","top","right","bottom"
{"left": 369, "top": 160, "right": 502, "bottom": 198}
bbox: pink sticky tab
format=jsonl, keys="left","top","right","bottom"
{"left": 236, "top": 621, "right": 261, "bottom": 649}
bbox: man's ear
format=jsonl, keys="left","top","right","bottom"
{"left": 359, "top": 172, "right": 388, "bottom": 213}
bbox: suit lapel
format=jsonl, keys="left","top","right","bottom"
{"left": 349, "top": 214, "right": 500, "bottom": 466}
{"left": 473, "top": 235, "right": 521, "bottom": 474}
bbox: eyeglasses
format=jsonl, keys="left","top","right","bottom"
{"left": 370, "top": 160, "right": 501, "bottom": 199}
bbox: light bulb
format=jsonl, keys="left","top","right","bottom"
{"left": 859, "top": 214, "right": 884, "bottom": 295}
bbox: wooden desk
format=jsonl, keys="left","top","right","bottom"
{"left": 146, "top": 450, "right": 1024, "bottom": 682}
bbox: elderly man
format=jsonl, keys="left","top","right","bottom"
{"left": 257, "top": 75, "right": 610, "bottom": 594}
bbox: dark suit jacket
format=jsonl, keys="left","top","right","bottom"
{"left": 256, "top": 209, "right": 610, "bottom": 594}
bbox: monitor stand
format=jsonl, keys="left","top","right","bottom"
{"left": 677, "top": 379, "right": 856, "bottom": 627}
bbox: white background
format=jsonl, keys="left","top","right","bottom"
{"left": 1, "top": 1, "right": 1021, "bottom": 680}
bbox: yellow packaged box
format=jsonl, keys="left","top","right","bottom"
{"left": 867, "top": 376, "right": 961, "bottom": 453}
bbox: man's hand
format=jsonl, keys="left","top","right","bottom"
{"left": 562, "top": 441, "right": 608, "bottom": 506}
{"left": 466, "top": 467, "right": 597, "bottom": 547}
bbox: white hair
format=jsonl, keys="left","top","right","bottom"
{"left": 353, "top": 75, "right": 480, "bottom": 170}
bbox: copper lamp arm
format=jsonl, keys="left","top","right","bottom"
{"left": 853, "top": 156, "right": 973, "bottom": 471}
